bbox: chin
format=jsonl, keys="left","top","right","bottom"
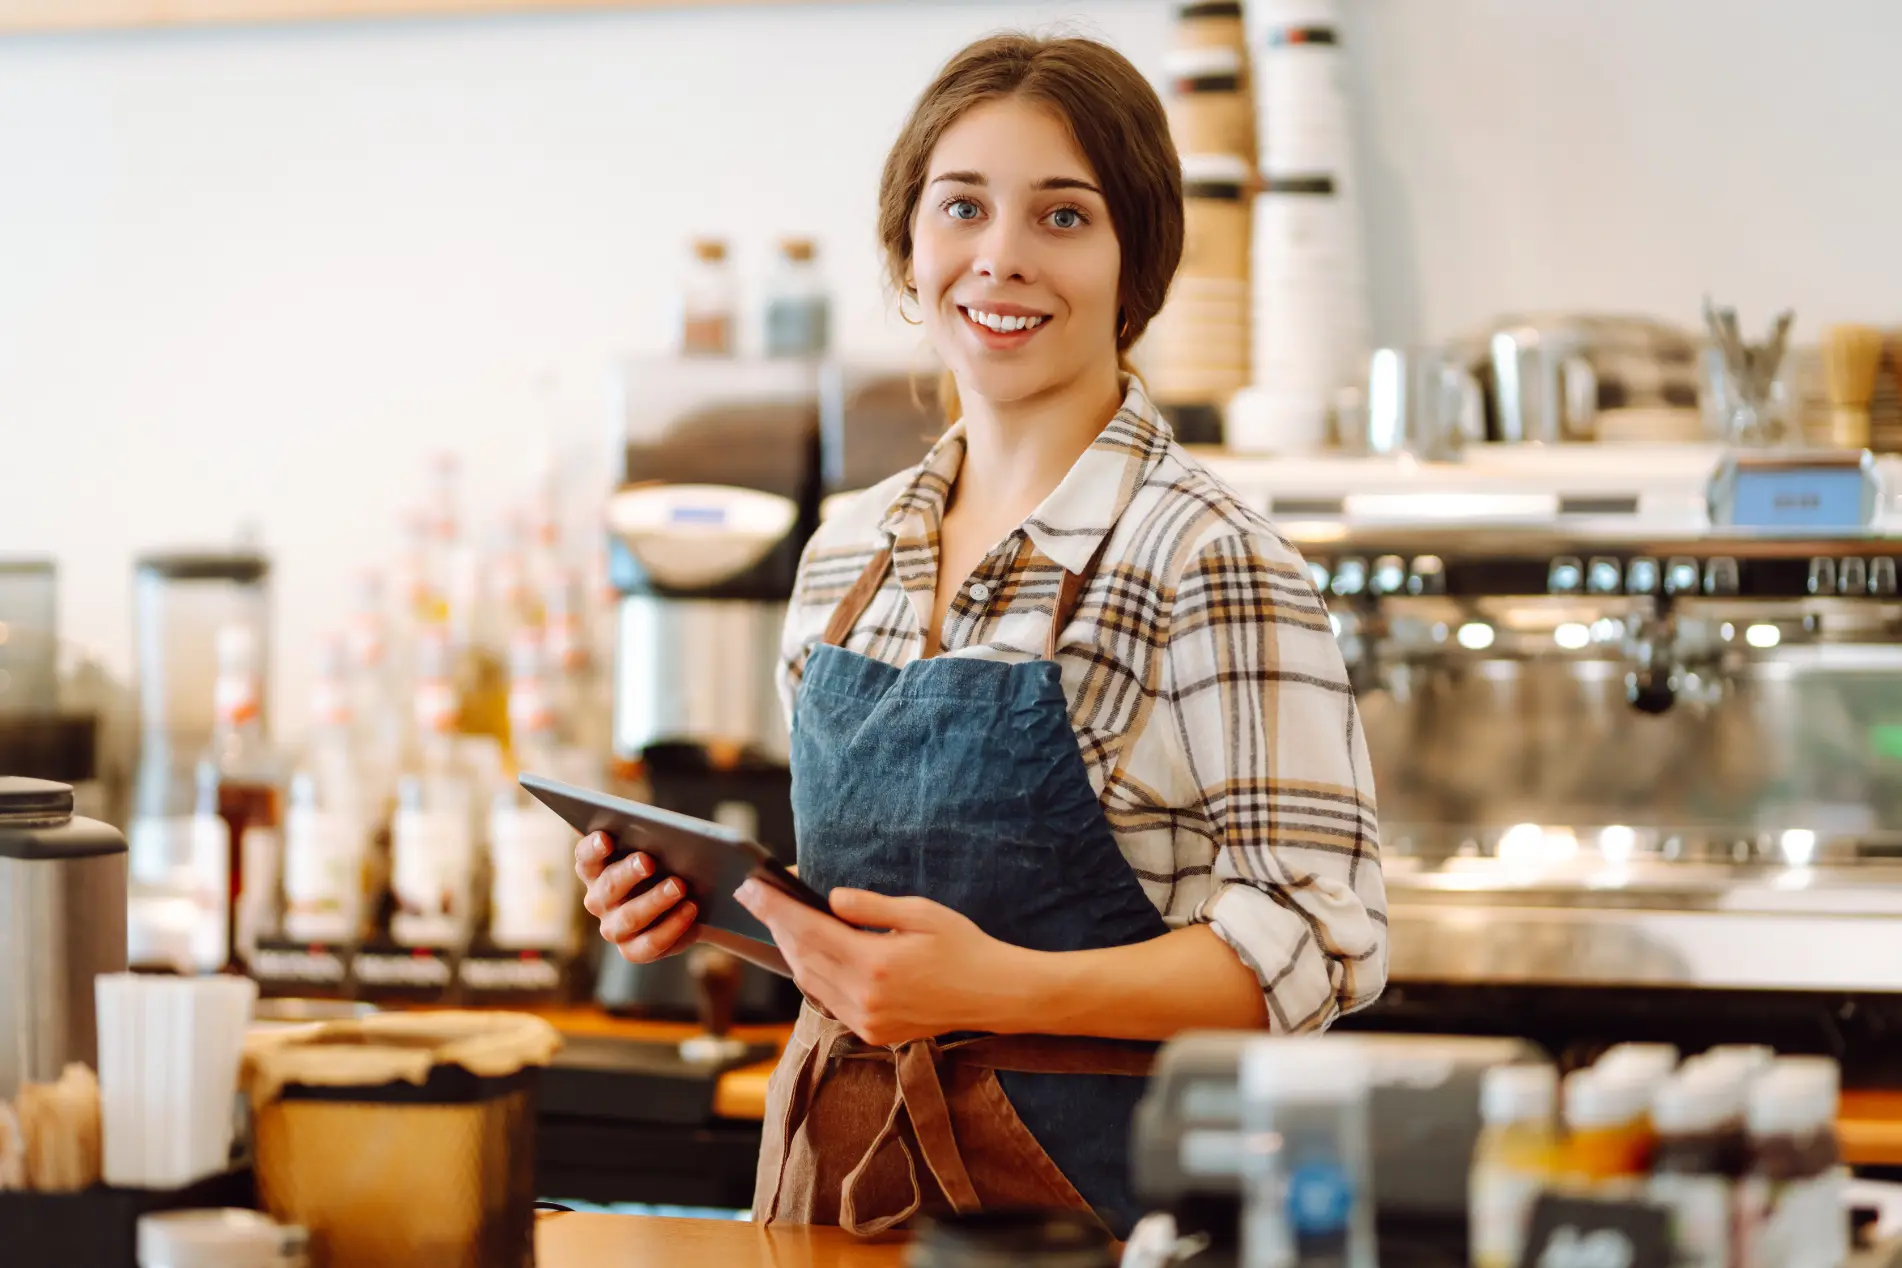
{"left": 948, "top": 356, "right": 1089, "bottom": 409}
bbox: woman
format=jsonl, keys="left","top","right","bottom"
{"left": 576, "top": 32, "right": 1386, "bottom": 1238}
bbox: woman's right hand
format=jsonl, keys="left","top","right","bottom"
{"left": 575, "top": 832, "right": 701, "bottom": 963}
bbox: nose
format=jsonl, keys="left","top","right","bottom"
{"left": 971, "top": 214, "right": 1037, "bottom": 286}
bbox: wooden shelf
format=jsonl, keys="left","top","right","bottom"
{"left": 0, "top": 0, "right": 862, "bottom": 35}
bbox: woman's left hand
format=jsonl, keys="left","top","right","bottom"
{"left": 734, "top": 880, "right": 1032, "bottom": 1046}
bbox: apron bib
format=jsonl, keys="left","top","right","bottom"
{"left": 752, "top": 540, "right": 1170, "bottom": 1237}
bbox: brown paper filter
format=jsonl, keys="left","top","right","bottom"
{"left": 242, "top": 1011, "right": 561, "bottom": 1268}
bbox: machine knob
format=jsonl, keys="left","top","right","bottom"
{"left": 1587, "top": 557, "right": 1623, "bottom": 595}
{"left": 1872, "top": 557, "right": 1899, "bottom": 596}
{"left": 1704, "top": 557, "right": 1741, "bottom": 596}
{"left": 1665, "top": 557, "right": 1702, "bottom": 595}
{"left": 1549, "top": 556, "right": 1584, "bottom": 594}
{"left": 688, "top": 944, "right": 742, "bottom": 1040}
{"left": 1331, "top": 557, "right": 1368, "bottom": 596}
{"left": 1626, "top": 666, "right": 1677, "bottom": 715}
{"left": 1407, "top": 556, "right": 1447, "bottom": 595}
{"left": 1839, "top": 557, "right": 1868, "bottom": 595}
{"left": 1626, "top": 557, "right": 1660, "bottom": 594}
{"left": 1808, "top": 558, "right": 1837, "bottom": 596}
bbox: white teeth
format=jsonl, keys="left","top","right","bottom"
{"left": 965, "top": 308, "right": 1046, "bottom": 333}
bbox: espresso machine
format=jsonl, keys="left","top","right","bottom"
{"left": 1205, "top": 442, "right": 1902, "bottom": 1086}
{"left": 595, "top": 356, "right": 822, "bottom": 1021}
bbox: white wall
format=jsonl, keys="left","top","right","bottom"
{"left": 3, "top": 0, "right": 1900, "bottom": 737}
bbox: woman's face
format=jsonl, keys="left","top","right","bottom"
{"left": 910, "top": 96, "right": 1122, "bottom": 409}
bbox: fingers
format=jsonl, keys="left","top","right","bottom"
{"left": 827, "top": 888, "right": 943, "bottom": 931}
{"left": 599, "top": 873, "right": 691, "bottom": 943}
{"left": 612, "top": 896, "right": 701, "bottom": 964}
{"left": 573, "top": 832, "right": 615, "bottom": 886}
{"left": 582, "top": 851, "right": 652, "bottom": 919}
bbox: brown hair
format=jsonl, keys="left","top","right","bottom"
{"left": 878, "top": 33, "right": 1184, "bottom": 421}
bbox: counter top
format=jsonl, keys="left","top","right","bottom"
{"left": 535, "top": 1212, "right": 907, "bottom": 1267}
{"left": 532, "top": 1005, "right": 785, "bottom": 1119}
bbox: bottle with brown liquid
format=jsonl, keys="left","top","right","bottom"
{"left": 199, "top": 623, "right": 285, "bottom": 970}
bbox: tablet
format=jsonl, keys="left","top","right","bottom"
{"left": 518, "top": 771, "right": 833, "bottom": 948}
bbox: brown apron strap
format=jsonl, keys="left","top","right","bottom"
{"left": 822, "top": 546, "right": 894, "bottom": 648}
{"left": 939, "top": 1033, "right": 1158, "bottom": 1078}
{"left": 837, "top": 1037, "right": 985, "bottom": 1237}
{"left": 757, "top": 1022, "right": 851, "bottom": 1224}
{"left": 1044, "top": 533, "right": 1114, "bottom": 660}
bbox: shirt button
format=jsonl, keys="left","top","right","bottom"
{"left": 968, "top": 581, "right": 992, "bottom": 602}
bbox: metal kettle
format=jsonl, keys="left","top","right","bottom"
{"left": 0, "top": 777, "right": 128, "bottom": 1099}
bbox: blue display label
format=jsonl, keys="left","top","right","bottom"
{"left": 1286, "top": 1160, "right": 1356, "bottom": 1234}
{"left": 1728, "top": 468, "right": 1865, "bottom": 530}
{"left": 668, "top": 505, "right": 727, "bottom": 526}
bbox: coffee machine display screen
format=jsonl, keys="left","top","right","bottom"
{"left": 1728, "top": 466, "right": 1868, "bottom": 531}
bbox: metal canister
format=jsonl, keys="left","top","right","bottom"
{"left": 0, "top": 777, "right": 128, "bottom": 1101}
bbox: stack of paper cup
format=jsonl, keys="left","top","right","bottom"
{"left": 96, "top": 973, "right": 258, "bottom": 1191}
{"left": 1232, "top": 0, "right": 1371, "bottom": 454}
{"left": 1142, "top": 153, "right": 1254, "bottom": 405}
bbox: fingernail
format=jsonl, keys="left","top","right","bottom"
{"left": 588, "top": 837, "right": 609, "bottom": 861}
{"left": 632, "top": 855, "right": 651, "bottom": 878}
{"left": 736, "top": 879, "right": 759, "bottom": 905}
{"left": 665, "top": 878, "right": 684, "bottom": 899}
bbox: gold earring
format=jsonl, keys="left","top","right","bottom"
{"left": 899, "top": 290, "right": 923, "bottom": 327}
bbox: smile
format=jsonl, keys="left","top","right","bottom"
{"left": 960, "top": 306, "right": 1050, "bottom": 335}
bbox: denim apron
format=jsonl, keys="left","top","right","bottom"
{"left": 751, "top": 540, "right": 1170, "bottom": 1238}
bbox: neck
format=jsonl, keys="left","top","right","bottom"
{"left": 950, "top": 360, "right": 1124, "bottom": 519}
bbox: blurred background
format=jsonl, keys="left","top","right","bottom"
{"left": 5, "top": 0, "right": 1901, "bottom": 728}
{"left": 12, "top": 0, "right": 1902, "bottom": 1246}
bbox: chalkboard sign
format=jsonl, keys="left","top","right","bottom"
{"left": 1516, "top": 1194, "right": 1673, "bottom": 1268}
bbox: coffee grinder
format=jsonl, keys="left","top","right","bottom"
{"left": 595, "top": 356, "right": 820, "bottom": 1022}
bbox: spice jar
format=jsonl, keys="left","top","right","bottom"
{"left": 1165, "top": 45, "right": 1252, "bottom": 162}
{"left": 1740, "top": 1059, "right": 1847, "bottom": 1268}
{"left": 1469, "top": 1063, "right": 1560, "bottom": 1268}
{"left": 679, "top": 238, "right": 737, "bottom": 357}
{"left": 1560, "top": 1067, "right": 1654, "bottom": 1197}
{"left": 1649, "top": 1065, "right": 1750, "bottom": 1268}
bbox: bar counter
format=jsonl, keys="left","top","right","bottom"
{"left": 535, "top": 1212, "right": 907, "bottom": 1267}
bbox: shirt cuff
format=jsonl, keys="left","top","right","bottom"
{"left": 1201, "top": 881, "right": 1381, "bottom": 1034}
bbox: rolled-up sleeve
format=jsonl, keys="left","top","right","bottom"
{"left": 1164, "top": 533, "right": 1388, "bottom": 1032}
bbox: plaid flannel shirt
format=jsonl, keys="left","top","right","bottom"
{"left": 778, "top": 378, "right": 1387, "bottom": 1032}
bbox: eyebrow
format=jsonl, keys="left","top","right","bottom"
{"left": 927, "top": 171, "right": 1104, "bottom": 196}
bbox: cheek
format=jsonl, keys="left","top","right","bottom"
{"left": 909, "top": 224, "right": 960, "bottom": 300}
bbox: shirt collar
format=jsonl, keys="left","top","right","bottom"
{"left": 876, "top": 376, "right": 1174, "bottom": 575}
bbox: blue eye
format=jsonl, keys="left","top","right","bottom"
{"left": 945, "top": 198, "right": 981, "bottom": 221}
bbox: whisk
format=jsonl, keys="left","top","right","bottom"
{"left": 1822, "top": 323, "right": 1885, "bottom": 449}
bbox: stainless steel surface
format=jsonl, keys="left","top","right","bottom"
{"left": 1489, "top": 323, "right": 1599, "bottom": 443}
{"left": 1363, "top": 347, "right": 1483, "bottom": 459}
{"left": 0, "top": 849, "right": 127, "bottom": 1098}
{"left": 1305, "top": 516, "right": 1902, "bottom": 994}
{"left": 612, "top": 596, "right": 789, "bottom": 763}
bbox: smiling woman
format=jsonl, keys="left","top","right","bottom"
{"left": 577, "top": 30, "right": 1386, "bottom": 1243}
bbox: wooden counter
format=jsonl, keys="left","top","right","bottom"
{"left": 536, "top": 1212, "right": 906, "bottom": 1267}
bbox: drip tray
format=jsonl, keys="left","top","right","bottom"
{"left": 539, "top": 1034, "right": 776, "bottom": 1126}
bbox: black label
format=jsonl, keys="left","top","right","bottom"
{"left": 352, "top": 943, "right": 457, "bottom": 1003}
{"left": 1517, "top": 1194, "right": 1673, "bottom": 1268}
{"left": 249, "top": 939, "right": 354, "bottom": 998}
{"left": 457, "top": 948, "right": 569, "bottom": 1002}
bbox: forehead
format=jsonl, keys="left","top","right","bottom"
{"left": 927, "top": 96, "right": 1100, "bottom": 187}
